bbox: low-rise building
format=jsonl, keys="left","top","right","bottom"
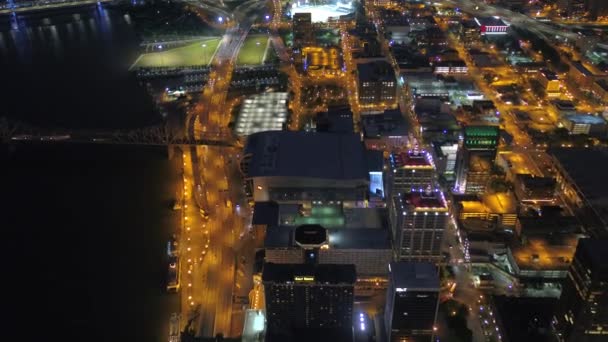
{"left": 361, "top": 108, "right": 409, "bottom": 152}
{"left": 513, "top": 174, "right": 557, "bottom": 203}
{"left": 357, "top": 60, "right": 397, "bottom": 107}
{"left": 560, "top": 114, "right": 607, "bottom": 136}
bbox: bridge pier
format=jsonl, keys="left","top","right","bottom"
{"left": 167, "top": 144, "right": 175, "bottom": 160}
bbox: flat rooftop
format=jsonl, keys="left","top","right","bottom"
{"left": 474, "top": 16, "right": 508, "bottom": 27}
{"left": 399, "top": 190, "right": 448, "bottom": 211}
{"left": 492, "top": 296, "right": 557, "bottom": 342}
{"left": 357, "top": 60, "right": 396, "bottom": 82}
{"left": 264, "top": 225, "right": 391, "bottom": 250}
{"left": 389, "top": 262, "right": 439, "bottom": 290}
{"left": 572, "top": 61, "right": 593, "bottom": 77}
{"left": 511, "top": 235, "right": 577, "bottom": 270}
{"left": 540, "top": 69, "right": 558, "bottom": 81}
{"left": 563, "top": 114, "right": 606, "bottom": 125}
{"left": 244, "top": 131, "right": 369, "bottom": 180}
{"left": 262, "top": 263, "right": 356, "bottom": 284}
{"left": 390, "top": 150, "right": 434, "bottom": 169}
{"left": 361, "top": 108, "right": 408, "bottom": 138}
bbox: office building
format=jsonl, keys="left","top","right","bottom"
{"left": 384, "top": 262, "right": 440, "bottom": 342}
{"left": 585, "top": 0, "right": 608, "bottom": 19}
{"left": 293, "top": 13, "right": 314, "bottom": 47}
{"left": 388, "top": 148, "right": 436, "bottom": 194}
{"left": 357, "top": 60, "right": 397, "bottom": 107}
{"left": 550, "top": 148, "right": 608, "bottom": 238}
{"left": 389, "top": 188, "right": 449, "bottom": 262}
{"left": 554, "top": 239, "right": 608, "bottom": 341}
{"left": 263, "top": 263, "right": 356, "bottom": 341}
{"left": 456, "top": 125, "right": 499, "bottom": 194}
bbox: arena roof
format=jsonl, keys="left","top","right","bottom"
{"left": 243, "top": 131, "right": 371, "bottom": 180}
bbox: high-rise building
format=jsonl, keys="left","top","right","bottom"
{"left": 262, "top": 263, "right": 356, "bottom": 341}
{"left": 554, "top": 239, "right": 608, "bottom": 342}
{"left": 389, "top": 188, "right": 449, "bottom": 262}
{"left": 585, "top": 0, "right": 608, "bottom": 19}
{"left": 456, "top": 125, "right": 499, "bottom": 194}
{"left": 389, "top": 148, "right": 436, "bottom": 194}
{"left": 293, "top": 13, "right": 314, "bottom": 47}
{"left": 384, "top": 262, "right": 440, "bottom": 342}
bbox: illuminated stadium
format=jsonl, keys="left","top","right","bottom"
{"left": 288, "top": 0, "right": 355, "bottom": 23}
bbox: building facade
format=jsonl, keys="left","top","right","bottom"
{"left": 384, "top": 262, "right": 440, "bottom": 342}
{"left": 390, "top": 189, "right": 449, "bottom": 262}
{"left": 554, "top": 239, "right": 608, "bottom": 341}
{"left": 263, "top": 263, "right": 356, "bottom": 341}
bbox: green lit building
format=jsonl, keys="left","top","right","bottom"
{"left": 456, "top": 125, "right": 499, "bottom": 194}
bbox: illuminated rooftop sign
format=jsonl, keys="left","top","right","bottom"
{"left": 294, "top": 276, "right": 315, "bottom": 282}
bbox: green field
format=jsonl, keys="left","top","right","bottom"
{"left": 131, "top": 38, "right": 221, "bottom": 69}
{"left": 236, "top": 35, "right": 269, "bottom": 65}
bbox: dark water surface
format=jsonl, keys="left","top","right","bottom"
{"left": 2, "top": 143, "right": 180, "bottom": 342}
{"left": 0, "top": 5, "right": 156, "bottom": 129}
{"left": 1, "top": 5, "right": 180, "bottom": 341}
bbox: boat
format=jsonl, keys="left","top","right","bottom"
{"left": 166, "top": 256, "right": 180, "bottom": 293}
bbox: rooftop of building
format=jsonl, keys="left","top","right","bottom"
{"left": 434, "top": 59, "right": 467, "bottom": 67}
{"left": 252, "top": 201, "right": 280, "bottom": 226}
{"left": 361, "top": 108, "right": 409, "bottom": 138}
{"left": 389, "top": 262, "right": 439, "bottom": 290}
{"left": 550, "top": 147, "right": 608, "bottom": 202}
{"left": 474, "top": 16, "right": 508, "bottom": 27}
{"left": 575, "top": 238, "right": 608, "bottom": 278}
{"left": 390, "top": 149, "right": 434, "bottom": 169}
{"left": 262, "top": 262, "right": 357, "bottom": 284}
{"left": 562, "top": 114, "right": 606, "bottom": 125}
{"left": 294, "top": 224, "right": 328, "bottom": 246}
{"left": 572, "top": 61, "right": 594, "bottom": 77}
{"left": 517, "top": 215, "right": 581, "bottom": 235}
{"left": 264, "top": 225, "right": 391, "bottom": 250}
{"left": 596, "top": 78, "right": 608, "bottom": 91}
{"left": 356, "top": 60, "right": 396, "bottom": 82}
{"left": 316, "top": 106, "right": 354, "bottom": 134}
{"left": 398, "top": 189, "right": 448, "bottom": 211}
{"left": 552, "top": 100, "right": 575, "bottom": 109}
{"left": 516, "top": 174, "right": 557, "bottom": 189}
{"left": 455, "top": 192, "right": 517, "bottom": 215}
{"left": 464, "top": 125, "right": 500, "bottom": 137}
{"left": 492, "top": 296, "right": 557, "bottom": 342}
{"left": 510, "top": 235, "right": 578, "bottom": 271}
{"left": 244, "top": 131, "right": 373, "bottom": 180}
{"left": 540, "top": 69, "right": 558, "bottom": 81}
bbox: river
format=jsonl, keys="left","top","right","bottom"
{"left": 0, "top": 4, "right": 156, "bottom": 129}
{"left": 1, "top": 4, "right": 181, "bottom": 342}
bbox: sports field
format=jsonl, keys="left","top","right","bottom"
{"left": 131, "top": 38, "right": 221, "bottom": 68}
{"left": 236, "top": 35, "right": 269, "bottom": 65}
